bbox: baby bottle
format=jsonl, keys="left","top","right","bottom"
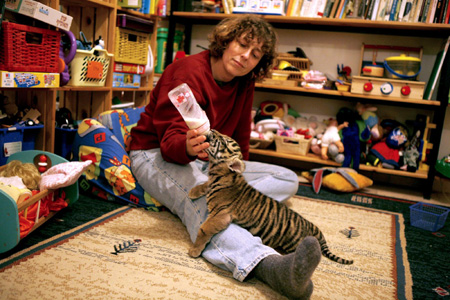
{"left": 168, "top": 83, "right": 210, "bottom": 135}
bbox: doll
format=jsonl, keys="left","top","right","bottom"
{"left": 0, "top": 160, "right": 41, "bottom": 206}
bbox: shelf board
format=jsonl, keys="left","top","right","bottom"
{"left": 172, "top": 12, "right": 450, "bottom": 36}
{"left": 117, "top": 8, "right": 157, "bottom": 20}
{"left": 57, "top": 86, "right": 111, "bottom": 92}
{"left": 112, "top": 86, "right": 152, "bottom": 91}
{"left": 60, "top": 0, "right": 115, "bottom": 8}
{"left": 255, "top": 83, "right": 441, "bottom": 106}
{"left": 249, "top": 148, "right": 428, "bottom": 179}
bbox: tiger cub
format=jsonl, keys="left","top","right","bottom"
{"left": 188, "top": 129, "right": 353, "bottom": 265}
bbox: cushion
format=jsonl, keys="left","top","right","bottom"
{"left": 97, "top": 106, "right": 145, "bottom": 152}
{"left": 301, "top": 167, "right": 373, "bottom": 193}
{"left": 72, "top": 119, "right": 162, "bottom": 211}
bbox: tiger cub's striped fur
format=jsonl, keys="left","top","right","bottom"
{"left": 188, "top": 129, "right": 353, "bottom": 265}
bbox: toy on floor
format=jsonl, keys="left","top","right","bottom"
{"left": 301, "top": 167, "right": 373, "bottom": 193}
{"left": 0, "top": 161, "right": 41, "bottom": 206}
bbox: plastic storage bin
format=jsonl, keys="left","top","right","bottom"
{"left": 0, "top": 124, "right": 44, "bottom": 165}
{"left": 274, "top": 135, "right": 312, "bottom": 156}
{"left": 410, "top": 202, "right": 449, "bottom": 231}
{"left": 0, "top": 22, "right": 60, "bottom": 73}
{"left": 67, "top": 48, "right": 113, "bottom": 87}
{"left": 115, "top": 27, "right": 150, "bottom": 65}
{"left": 55, "top": 127, "right": 77, "bottom": 160}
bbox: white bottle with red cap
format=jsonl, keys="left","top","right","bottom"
{"left": 168, "top": 83, "right": 210, "bottom": 135}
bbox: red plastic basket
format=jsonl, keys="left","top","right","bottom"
{"left": 0, "top": 22, "right": 61, "bottom": 73}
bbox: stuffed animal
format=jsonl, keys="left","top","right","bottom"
{"left": 320, "top": 118, "right": 346, "bottom": 160}
{"left": 366, "top": 126, "right": 409, "bottom": 169}
{"left": 337, "top": 107, "right": 371, "bottom": 171}
{"left": 356, "top": 102, "right": 380, "bottom": 140}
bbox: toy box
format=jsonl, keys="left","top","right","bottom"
{"left": 233, "top": 0, "right": 285, "bottom": 15}
{"left": 0, "top": 71, "right": 60, "bottom": 88}
{"left": 0, "top": 124, "right": 44, "bottom": 165}
{"left": 6, "top": 0, "right": 72, "bottom": 30}
{"left": 113, "top": 62, "right": 145, "bottom": 74}
{"left": 113, "top": 72, "right": 141, "bottom": 88}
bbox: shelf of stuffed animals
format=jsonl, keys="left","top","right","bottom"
{"left": 171, "top": 12, "right": 450, "bottom": 38}
{"left": 255, "top": 83, "right": 441, "bottom": 107}
{"left": 249, "top": 148, "right": 429, "bottom": 179}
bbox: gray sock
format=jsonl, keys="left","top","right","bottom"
{"left": 253, "top": 236, "right": 321, "bottom": 300}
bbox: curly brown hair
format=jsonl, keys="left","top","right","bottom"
{"left": 208, "top": 14, "right": 278, "bottom": 81}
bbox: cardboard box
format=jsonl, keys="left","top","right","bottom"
{"left": 113, "top": 62, "right": 145, "bottom": 74}
{"left": 6, "top": 0, "right": 72, "bottom": 30}
{"left": 1, "top": 71, "right": 60, "bottom": 88}
{"left": 113, "top": 72, "right": 141, "bottom": 88}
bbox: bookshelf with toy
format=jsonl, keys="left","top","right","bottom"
{"left": 0, "top": 0, "right": 159, "bottom": 157}
{"left": 166, "top": 8, "right": 450, "bottom": 199}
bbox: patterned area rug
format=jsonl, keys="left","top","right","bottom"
{"left": 0, "top": 196, "right": 412, "bottom": 300}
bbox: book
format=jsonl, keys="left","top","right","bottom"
{"left": 286, "top": 0, "right": 296, "bottom": 15}
{"left": 427, "top": 0, "right": 439, "bottom": 22}
{"left": 384, "top": 0, "right": 394, "bottom": 19}
{"left": 398, "top": 0, "right": 410, "bottom": 20}
{"left": 433, "top": 0, "right": 444, "bottom": 22}
{"left": 330, "top": 0, "right": 342, "bottom": 17}
{"left": 424, "top": 36, "right": 450, "bottom": 100}
{"left": 291, "top": 0, "right": 304, "bottom": 16}
{"left": 300, "top": 0, "right": 315, "bottom": 16}
{"left": 413, "top": 0, "right": 426, "bottom": 21}
{"left": 389, "top": 0, "right": 399, "bottom": 19}
{"left": 420, "top": 0, "right": 431, "bottom": 21}
{"left": 323, "top": 0, "right": 336, "bottom": 17}
{"left": 402, "top": 0, "right": 415, "bottom": 21}
{"left": 376, "top": 0, "right": 389, "bottom": 19}
{"left": 444, "top": 0, "right": 450, "bottom": 22}
{"left": 339, "top": 0, "right": 350, "bottom": 17}
{"left": 315, "top": 0, "right": 327, "bottom": 16}
{"left": 370, "top": 0, "right": 382, "bottom": 19}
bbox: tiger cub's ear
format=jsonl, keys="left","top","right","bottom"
{"left": 227, "top": 157, "right": 245, "bottom": 173}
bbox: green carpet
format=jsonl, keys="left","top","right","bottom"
{"left": 296, "top": 183, "right": 450, "bottom": 300}
{"left": 1, "top": 185, "right": 449, "bottom": 299}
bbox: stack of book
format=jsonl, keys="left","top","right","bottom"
{"left": 284, "top": 0, "right": 450, "bottom": 23}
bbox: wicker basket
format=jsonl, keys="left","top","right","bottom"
{"left": 271, "top": 55, "right": 311, "bottom": 81}
{"left": 67, "top": 48, "right": 113, "bottom": 87}
{"left": 274, "top": 135, "right": 312, "bottom": 156}
{"left": 0, "top": 22, "right": 60, "bottom": 73}
{"left": 115, "top": 27, "right": 150, "bottom": 65}
{"left": 249, "top": 137, "right": 274, "bottom": 149}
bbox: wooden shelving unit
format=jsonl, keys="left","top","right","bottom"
{"left": 167, "top": 9, "right": 450, "bottom": 199}
{"left": 0, "top": 0, "right": 159, "bottom": 156}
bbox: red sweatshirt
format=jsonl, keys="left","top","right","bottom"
{"left": 130, "top": 50, "right": 254, "bottom": 164}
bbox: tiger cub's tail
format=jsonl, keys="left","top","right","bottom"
{"left": 319, "top": 240, "right": 353, "bottom": 265}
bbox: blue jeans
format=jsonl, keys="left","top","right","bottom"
{"left": 130, "top": 148, "right": 298, "bottom": 281}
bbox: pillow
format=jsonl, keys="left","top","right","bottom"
{"left": 301, "top": 167, "right": 373, "bottom": 193}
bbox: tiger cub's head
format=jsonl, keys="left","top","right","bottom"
{"left": 205, "top": 129, "right": 245, "bottom": 173}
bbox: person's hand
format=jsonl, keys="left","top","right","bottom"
{"left": 186, "top": 129, "right": 209, "bottom": 159}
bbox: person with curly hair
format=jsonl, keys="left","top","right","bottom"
{"left": 130, "top": 15, "right": 320, "bottom": 299}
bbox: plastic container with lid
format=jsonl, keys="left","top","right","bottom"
{"left": 168, "top": 83, "right": 210, "bottom": 135}
{"left": 384, "top": 54, "right": 421, "bottom": 81}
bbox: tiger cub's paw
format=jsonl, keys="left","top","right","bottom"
{"left": 188, "top": 185, "right": 206, "bottom": 199}
{"left": 188, "top": 247, "right": 203, "bottom": 258}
